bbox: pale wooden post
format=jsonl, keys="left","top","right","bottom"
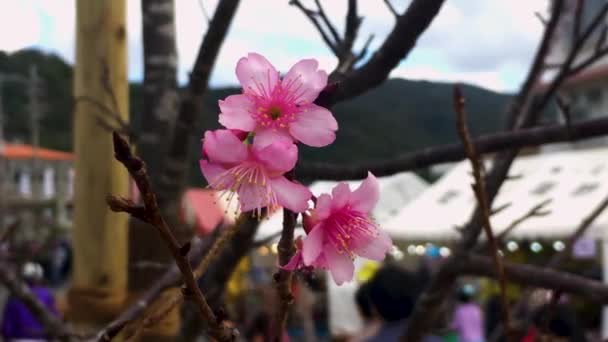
{"left": 66, "top": 0, "right": 129, "bottom": 326}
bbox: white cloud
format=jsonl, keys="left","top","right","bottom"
{"left": 0, "top": 2, "right": 42, "bottom": 52}
{"left": 0, "top": 0, "right": 550, "bottom": 93}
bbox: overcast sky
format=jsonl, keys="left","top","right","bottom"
{"left": 0, "top": 0, "right": 549, "bottom": 93}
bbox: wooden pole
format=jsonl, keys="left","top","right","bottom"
{"left": 67, "top": 0, "right": 129, "bottom": 326}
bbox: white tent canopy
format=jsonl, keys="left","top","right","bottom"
{"left": 384, "top": 147, "right": 608, "bottom": 241}
{"left": 254, "top": 171, "right": 429, "bottom": 242}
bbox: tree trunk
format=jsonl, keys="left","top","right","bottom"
{"left": 128, "top": 1, "right": 182, "bottom": 340}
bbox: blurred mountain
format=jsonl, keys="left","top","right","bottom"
{"left": 1, "top": 49, "right": 513, "bottom": 183}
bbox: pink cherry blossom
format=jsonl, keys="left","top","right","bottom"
{"left": 199, "top": 129, "right": 312, "bottom": 216}
{"left": 218, "top": 53, "right": 338, "bottom": 148}
{"left": 286, "top": 172, "right": 393, "bottom": 285}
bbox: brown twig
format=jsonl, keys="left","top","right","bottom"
{"left": 496, "top": 199, "right": 552, "bottom": 244}
{"left": 273, "top": 171, "right": 297, "bottom": 341}
{"left": 107, "top": 132, "right": 237, "bottom": 342}
{"left": 454, "top": 85, "right": 512, "bottom": 338}
{"left": 94, "top": 232, "right": 222, "bottom": 341}
{"left": 456, "top": 254, "right": 608, "bottom": 303}
{"left": 290, "top": 0, "right": 339, "bottom": 55}
{"left": 314, "top": 0, "right": 341, "bottom": 46}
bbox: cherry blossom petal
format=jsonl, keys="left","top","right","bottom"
{"left": 289, "top": 104, "right": 337, "bottom": 147}
{"left": 199, "top": 160, "right": 229, "bottom": 188}
{"left": 354, "top": 230, "right": 393, "bottom": 261}
{"left": 302, "top": 224, "right": 325, "bottom": 265}
{"left": 314, "top": 194, "right": 333, "bottom": 221}
{"left": 238, "top": 184, "right": 269, "bottom": 212}
{"left": 269, "top": 176, "right": 312, "bottom": 213}
{"left": 331, "top": 183, "right": 351, "bottom": 210}
{"left": 349, "top": 172, "right": 380, "bottom": 213}
{"left": 324, "top": 243, "right": 355, "bottom": 285}
{"left": 218, "top": 95, "right": 256, "bottom": 131}
{"left": 281, "top": 250, "right": 303, "bottom": 270}
{"left": 236, "top": 53, "right": 279, "bottom": 98}
{"left": 282, "top": 59, "right": 328, "bottom": 105}
{"left": 253, "top": 139, "right": 298, "bottom": 174}
{"left": 254, "top": 128, "right": 293, "bottom": 148}
{"left": 202, "top": 130, "right": 248, "bottom": 165}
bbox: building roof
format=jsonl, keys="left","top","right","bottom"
{"left": 384, "top": 147, "right": 608, "bottom": 240}
{"left": 0, "top": 143, "right": 73, "bottom": 161}
{"left": 254, "top": 172, "right": 429, "bottom": 242}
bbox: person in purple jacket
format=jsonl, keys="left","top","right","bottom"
{"left": 1, "top": 262, "right": 60, "bottom": 341}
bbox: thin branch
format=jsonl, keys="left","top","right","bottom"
{"left": 454, "top": 86, "right": 512, "bottom": 336}
{"left": 314, "top": 0, "right": 341, "bottom": 46}
{"left": 274, "top": 170, "right": 297, "bottom": 340}
{"left": 495, "top": 199, "right": 552, "bottom": 244}
{"left": 571, "top": 0, "right": 584, "bottom": 46}
{"left": 94, "top": 233, "right": 220, "bottom": 341}
{"left": 383, "top": 0, "right": 399, "bottom": 19}
{"left": 355, "top": 34, "right": 375, "bottom": 62}
{"left": 155, "top": 0, "right": 241, "bottom": 206}
{"left": 298, "top": 115, "right": 608, "bottom": 180}
{"left": 327, "top": 0, "right": 446, "bottom": 104}
{"left": 342, "top": 0, "right": 361, "bottom": 55}
{"left": 290, "top": 0, "right": 339, "bottom": 55}
{"left": 108, "top": 132, "right": 237, "bottom": 342}
{"left": 197, "top": 0, "right": 211, "bottom": 23}
{"left": 504, "top": 0, "right": 564, "bottom": 129}
{"left": 457, "top": 254, "right": 608, "bottom": 303}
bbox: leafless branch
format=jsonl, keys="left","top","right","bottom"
{"left": 457, "top": 254, "right": 608, "bottom": 302}
{"left": 298, "top": 115, "right": 608, "bottom": 180}
{"left": 314, "top": 0, "right": 341, "bottom": 46}
{"left": 273, "top": 171, "right": 297, "bottom": 340}
{"left": 290, "top": 0, "right": 339, "bottom": 55}
{"left": 454, "top": 86, "right": 512, "bottom": 335}
{"left": 495, "top": 199, "right": 552, "bottom": 243}
{"left": 155, "top": 0, "right": 241, "bottom": 207}
{"left": 107, "top": 132, "right": 237, "bottom": 342}
{"left": 94, "top": 233, "right": 220, "bottom": 341}
{"left": 383, "top": 0, "right": 399, "bottom": 19}
{"left": 197, "top": 0, "right": 211, "bottom": 23}
{"left": 326, "top": 0, "right": 446, "bottom": 104}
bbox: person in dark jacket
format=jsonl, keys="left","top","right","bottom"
{"left": 364, "top": 264, "right": 442, "bottom": 342}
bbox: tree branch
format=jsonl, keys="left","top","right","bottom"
{"left": 298, "top": 115, "right": 608, "bottom": 180}
{"left": 327, "top": 0, "right": 446, "bottom": 104}
{"left": 454, "top": 85, "right": 511, "bottom": 334}
{"left": 108, "top": 132, "right": 237, "bottom": 342}
{"left": 156, "top": 0, "right": 241, "bottom": 207}
{"left": 458, "top": 254, "right": 608, "bottom": 303}
{"left": 273, "top": 170, "right": 297, "bottom": 340}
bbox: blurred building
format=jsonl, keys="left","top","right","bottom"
{"left": 542, "top": 0, "right": 608, "bottom": 152}
{"left": 0, "top": 143, "right": 73, "bottom": 230}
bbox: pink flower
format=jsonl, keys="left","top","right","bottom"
{"left": 288, "top": 172, "right": 393, "bottom": 285}
{"left": 218, "top": 53, "right": 338, "bottom": 148}
{"left": 199, "top": 129, "right": 312, "bottom": 216}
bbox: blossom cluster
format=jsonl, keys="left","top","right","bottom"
{"left": 200, "top": 53, "right": 392, "bottom": 285}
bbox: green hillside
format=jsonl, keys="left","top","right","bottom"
{"left": 1, "top": 49, "right": 514, "bottom": 183}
